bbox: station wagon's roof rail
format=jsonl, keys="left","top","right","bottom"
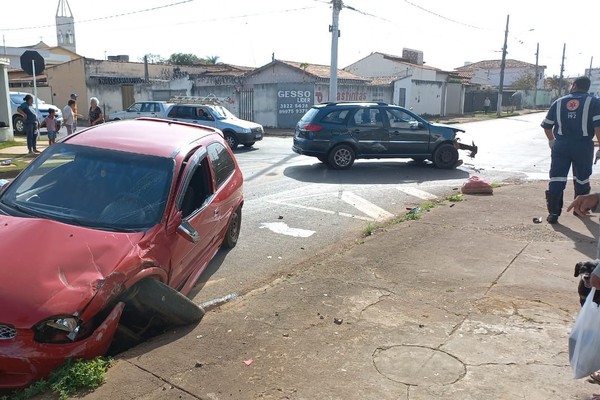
{"left": 169, "top": 94, "right": 227, "bottom": 105}
{"left": 319, "top": 101, "right": 389, "bottom": 106}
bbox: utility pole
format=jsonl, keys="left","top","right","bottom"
{"left": 589, "top": 56, "right": 594, "bottom": 77}
{"left": 328, "top": 0, "right": 342, "bottom": 102}
{"left": 533, "top": 43, "right": 539, "bottom": 109}
{"left": 497, "top": 14, "right": 509, "bottom": 117}
{"left": 558, "top": 43, "right": 566, "bottom": 97}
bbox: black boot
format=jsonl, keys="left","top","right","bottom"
{"left": 545, "top": 190, "right": 563, "bottom": 224}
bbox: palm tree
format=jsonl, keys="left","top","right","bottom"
{"left": 204, "top": 56, "right": 220, "bottom": 65}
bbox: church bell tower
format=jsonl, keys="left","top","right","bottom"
{"left": 56, "top": 0, "right": 76, "bottom": 53}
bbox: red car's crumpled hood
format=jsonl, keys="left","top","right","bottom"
{"left": 0, "top": 215, "right": 145, "bottom": 327}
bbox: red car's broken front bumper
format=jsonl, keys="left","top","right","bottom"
{"left": 0, "top": 302, "right": 124, "bottom": 389}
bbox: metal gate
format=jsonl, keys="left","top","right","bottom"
{"left": 121, "top": 85, "right": 134, "bottom": 109}
{"left": 238, "top": 90, "right": 254, "bottom": 121}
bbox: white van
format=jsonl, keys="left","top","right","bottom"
{"left": 165, "top": 103, "right": 263, "bottom": 149}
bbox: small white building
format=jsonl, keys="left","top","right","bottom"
{"left": 454, "top": 59, "right": 545, "bottom": 89}
{"left": 344, "top": 50, "right": 462, "bottom": 117}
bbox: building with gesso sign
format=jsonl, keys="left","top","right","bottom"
{"left": 241, "top": 59, "right": 393, "bottom": 129}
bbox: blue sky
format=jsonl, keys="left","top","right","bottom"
{"left": 2, "top": 0, "right": 597, "bottom": 77}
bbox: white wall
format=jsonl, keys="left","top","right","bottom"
{"left": 409, "top": 80, "right": 444, "bottom": 116}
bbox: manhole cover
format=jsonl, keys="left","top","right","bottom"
{"left": 373, "top": 345, "right": 465, "bottom": 385}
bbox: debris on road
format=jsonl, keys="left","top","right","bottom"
{"left": 461, "top": 176, "right": 493, "bottom": 195}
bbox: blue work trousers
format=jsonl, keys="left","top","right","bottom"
{"left": 548, "top": 139, "right": 594, "bottom": 197}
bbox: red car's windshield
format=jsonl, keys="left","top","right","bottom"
{"left": 0, "top": 143, "right": 174, "bottom": 231}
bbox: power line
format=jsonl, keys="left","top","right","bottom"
{"left": 0, "top": 0, "right": 195, "bottom": 31}
{"left": 402, "top": 0, "right": 494, "bottom": 31}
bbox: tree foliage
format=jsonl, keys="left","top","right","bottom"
{"left": 545, "top": 75, "right": 571, "bottom": 92}
{"left": 168, "top": 53, "right": 201, "bottom": 65}
{"left": 512, "top": 72, "right": 536, "bottom": 90}
{"left": 204, "top": 55, "right": 220, "bottom": 65}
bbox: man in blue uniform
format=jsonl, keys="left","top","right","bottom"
{"left": 541, "top": 76, "right": 600, "bottom": 224}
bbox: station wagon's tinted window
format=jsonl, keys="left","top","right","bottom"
{"left": 352, "top": 108, "right": 383, "bottom": 127}
{"left": 207, "top": 142, "right": 235, "bottom": 189}
{"left": 321, "top": 109, "right": 350, "bottom": 125}
{"left": 386, "top": 109, "right": 418, "bottom": 129}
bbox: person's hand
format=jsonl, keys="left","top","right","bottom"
{"left": 567, "top": 193, "right": 599, "bottom": 216}
{"left": 548, "top": 139, "right": 555, "bottom": 149}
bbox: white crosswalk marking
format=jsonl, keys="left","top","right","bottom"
{"left": 397, "top": 187, "right": 438, "bottom": 200}
{"left": 267, "top": 190, "right": 393, "bottom": 222}
{"left": 340, "top": 192, "right": 394, "bottom": 220}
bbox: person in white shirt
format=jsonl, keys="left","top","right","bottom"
{"left": 63, "top": 99, "right": 76, "bottom": 135}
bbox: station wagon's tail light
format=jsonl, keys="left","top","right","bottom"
{"left": 303, "top": 124, "right": 322, "bottom": 132}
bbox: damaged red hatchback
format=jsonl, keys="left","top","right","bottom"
{"left": 0, "top": 118, "right": 243, "bottom": 389}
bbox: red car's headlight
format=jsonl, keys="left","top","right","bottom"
{"left": 33, "top": 315, "right": 85, "bottom": 343}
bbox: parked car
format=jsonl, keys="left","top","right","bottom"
{"left": 292, "top": 102, "right": 477, "bottom": 169}
{"left": 108, "top": 101, "right": 173, "bottom": 121}
{"left": 165, "top": 103, "right": 264, "bottom": 149}
{"left": 0, "top": 118, "right": 244, "bottom": 389}
{"left": 10, "top": 92, "right": 63, "bottom": 135}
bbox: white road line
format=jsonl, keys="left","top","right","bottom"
{"left": 397, "top": 187, "right": 438, "bottom": 200}
{"left": 267, "top": 200, "right": 373, "bottom": 221}
{"left": 340, "top": 192, "right": 394, "bottom": 220}
{"left": 267, "top": 190, "right": 393, "bottom": 222}
{"left": 259, "top": 222, "right": 315, "bottom": 237}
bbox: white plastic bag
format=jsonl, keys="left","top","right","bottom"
{"left": 569, "top": 287, "right": 600, "bottom": 378}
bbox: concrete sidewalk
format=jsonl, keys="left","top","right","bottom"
{"left": 82, "top": 180, "right": 600, "bottom": 400}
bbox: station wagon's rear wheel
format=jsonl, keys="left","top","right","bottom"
{"left": 224, "top": 133, "right": 239, "bottom": 149}
{"left": 222, "top": 206, "right": 242, "bottom": 248}
{"left": 432, "top": 143, "right": 459, "bottom": 169}
{"left": 328, "top": 145, "right": 355, "bottom": 170}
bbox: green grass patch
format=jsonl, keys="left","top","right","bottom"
{"left": 446, "top": 194, "right": 463, "bottom": 202}
{"left": 362, "top": 223, "right": 379, "bottom": 236}
{"left": 0, "top": 159, "right": 29, "bottom": 175}
{"left": 2, "top": 357, "right": 113, "bottom": 400}
{"left": 0, "top": 141, "right": 18, "bottom": 150}
{"left": 490, "top": 182, "right": 503, "bottom": 188}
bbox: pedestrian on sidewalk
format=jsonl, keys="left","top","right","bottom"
{"left": 63, "top": 99, "right": 81, "bottom": 135}
{"left": 484, "top": 97, "right": 491, "bottom": 114}
{"left": 16, "top": 94, "right": 40, "bottom": 155}
{"left": 70, "top": 93, "right": 82, "bottom": 131}
{"left": 88, "top": 97, "right": 104, "bottom": 126}
{"left": 541, "top": 76, "right": 600, "bottom": 224}
{"left": 41, "top": 108, "right": 58, "bottom": 146}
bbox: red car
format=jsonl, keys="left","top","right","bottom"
{"left": 0, "top": 118, "right": 244, "bottom": 389}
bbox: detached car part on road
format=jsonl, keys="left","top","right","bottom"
{"left": 0, "top": 118, "right": 244, "bottom": 389}
{"left": 292, "top": 102, "right": 477, "bottom": 169}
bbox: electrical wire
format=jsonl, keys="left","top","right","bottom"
{"left": 0, "top": 0, "right": 196, "bottom": 31}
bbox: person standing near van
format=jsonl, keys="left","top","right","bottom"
{"left": 484, "top": 97, "right": 491, "bottom": 114}
{"left": 41, "top": 108, "right": 58, "bottom": 146}
{"left": 89, "top": 97, "right": 104, "bottom": 126}
{"left": 70, "top": 93, "right": 83, "bottom": 131}
{"left": 17, "top": 94, "right": 39, "bottom": 155}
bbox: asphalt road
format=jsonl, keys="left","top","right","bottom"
{"left": 190, "top": 111, "right": 582, "bottom": 306}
